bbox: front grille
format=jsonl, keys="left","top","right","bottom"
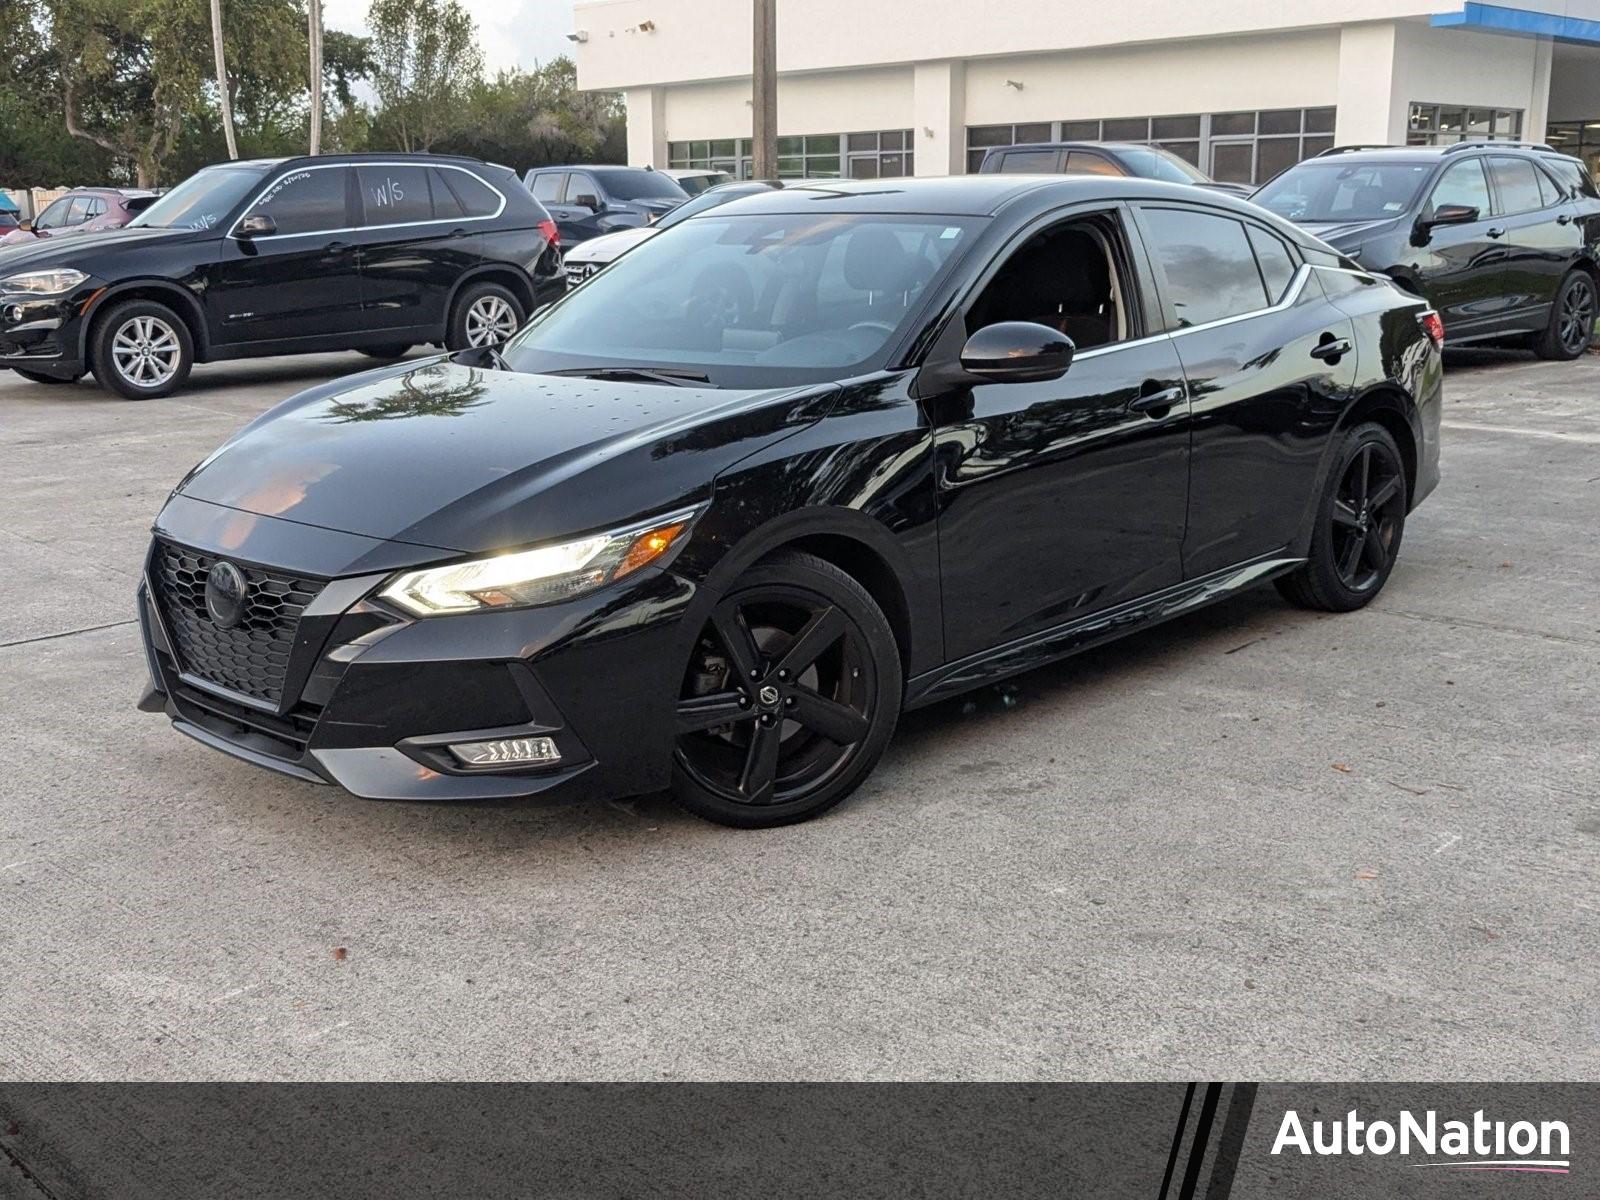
{"left": 150, "top": 541, "right": 325, "bottom": 706}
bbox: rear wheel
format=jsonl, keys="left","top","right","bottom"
{"left": 447, "top": 282, "right": 524, "bottom": 350}
{"left": 671, "top": 551, "right": 901, "bottom": 828}
{"left": 91, "top": 299, "right": 193, "bottom": 399}
{"left": 1276, "top": 423, "right": 1407, "bottom": 612}
{"left": 1534, "top": 270, "right": 1596, "bottom": 360}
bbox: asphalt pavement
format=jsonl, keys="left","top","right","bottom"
{"left": 1, "top": 347, "right": 1596, "bottom": 1080}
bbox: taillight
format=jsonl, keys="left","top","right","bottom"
{"left": 538, "top": 218, "right": 559, "bottom": 247}
{"left": 1419, "top": 310, "right": 1444, "bottom": 350}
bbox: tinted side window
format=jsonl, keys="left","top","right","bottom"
{"left": 430, "top": 169, "right": 467, "bottom": 220}
{"left": 529, "top": 172, "right": 564, "bottom": 202}
{"left": 66, "top": 197, "right": 93, "bottom": 224}
{"left": 1430, "top": 158, "right": 1491, "bottom": 214}
{"left": 1140, "top": 207, "right": 1268, "bottom": 328}
{"left": 1246, "top": 225, "right": 1298, "bottom": 303}
{"left": 997, "top": 148, "right": 1060, "bottom": 173}
{"left": 1488, "top": 156, "right": 1545, "bottom": 214}
{"left": 357, "top": 165, "right": 432, "bottom": 225}
{"left": 244, "top": 167, "right": 350, "bottom": 235}
{"left": 441, "top": 169, "right": 503, "bottom": 218}
{"left": 35, "top": 199, "right": 71, "bottom": 228}
{"left": 1540, "top": 156, "right": 1597, "bottom": 199}
{"left": 1065, "top": 151, "right": 1122, "bottom": 177}
{"left": 568, "top": 172, "right": 602, "bottom": 205}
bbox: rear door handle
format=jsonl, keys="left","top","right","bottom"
{"left": 1127, "top": 384, "right": 1185, "bottom": 415}
{"left": 1310, "top": 337, "right": 1352, "bottom": 362}
{"left": 1556, "top": 213, "right": 1573, "bottom": 226}
{"left": 1486, "top": 227, "right": 1506, "bottom": 239}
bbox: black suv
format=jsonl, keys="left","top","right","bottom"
{"left": 978, "top": 142, "right": 1252, "bottom": 196}
{"left": 523, "top": 165, "right": 688, "bottom": 244}
{"left": 1253, "top": 141, "right": 1600, "bottom": 359}
{"left": 0, "top": 153, "right": 564, "bottom": 398}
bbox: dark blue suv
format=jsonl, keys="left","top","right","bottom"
{"left": 522, "top": 165, "right": 689, "bottom": 244}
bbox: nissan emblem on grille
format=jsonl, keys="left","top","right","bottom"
{"left": 151, "top": 541, "right": 325, "bottom": 706}
{"left": 204, "top": 561, "right": 248, "bottom": 629}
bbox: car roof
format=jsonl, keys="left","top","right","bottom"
{"left": 1294, "top": 143, "right": 1564, "bottom": 166}
{"left": 709, "top": 174, "right": 1333, "bottom": 252}
{"left": 990, "top": 141, "right": 1155, "bottom": 154}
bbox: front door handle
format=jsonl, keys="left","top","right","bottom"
{"left": 1127, "top": 384, "right": 1185, "bottom": 415}
{"left": 325, "top": 240, "right": 352, "bottom": 252}
{"left": 1557, "top": 213, "right": 1573, "bottom": 226}
{"left": 1310, "top": 337, "right": 1352, "bottom": 362}
{"left": 1486, "top": 227, "right": 1506, "bottom": 239}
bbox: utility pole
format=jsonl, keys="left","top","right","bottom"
{"left": 210, "top": 0, "right": 238, "bottom": 159}
{"left": 751, "top": 0, "right": 776, "bottom": 179}
{"left": 308, "top": 0, "right": 324, "bottom": 155}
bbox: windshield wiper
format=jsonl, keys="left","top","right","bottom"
{"left": 546, "top": 366, "right": 711, "bottom": 387}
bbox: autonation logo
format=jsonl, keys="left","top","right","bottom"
{"left": 1272, "top": 1108, "right": 1571, "bottom": 1175}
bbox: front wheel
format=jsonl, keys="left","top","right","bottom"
{"left": 446, "top": 282, "right": 524, "bottom": 351}
{"left": 671, "top": 551, "right": 902, "bottom": 828}
{"left": 1276, "top": 423, "right": 1407, "bottom": 612}
{"left": 1534, "top": 271, "right": 1596, "bottom": 361}
{"left": 91, "top": 299, "right": 193, "bottom": 399}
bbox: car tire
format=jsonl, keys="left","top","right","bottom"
{"left": 91, "top": 299, "right": 193, "bottom": 400}
{"left": 1534, "top": 270, "right": 1597, "bottom": 361}
{"left": 671, "top": 550, "right": 902, "bottom": 828}
{"left": 1276, "top": 422, "right": 1408, "bottom": 613}
{"left": 446, "top": 282, "right": 524, "bottom": 350}
{"left": 12, "top": 368, "right": 78, "bottom": 385}
{"left": 358, "top": 344, "right": 412, "bottom": 360}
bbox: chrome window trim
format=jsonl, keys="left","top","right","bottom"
{"left": 225, "top": 161, "right": 508, "bottom": 242}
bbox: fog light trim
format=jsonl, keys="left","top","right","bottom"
{"left": 447, "top": 736, "right": 561, "bottom": 767}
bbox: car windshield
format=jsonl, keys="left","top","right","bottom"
{"left": 1117, "top": 146, "right": 1210, "bottom": 184}
{"left": 676, "top": 173, "right": 734, "bottom": 196}
{"left": 504, "top": 211, "right": 980, "bottom": 387}
{"left": 129, "top": 166, "right": 268, "bottom": 231}
{"left": 1253, "top": 160, "right": 1434, "bottom": 222}
{"left": 599, "top": 169, "right": 690, "bottom": 201}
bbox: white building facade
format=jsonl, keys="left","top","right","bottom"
{"left": 572, "top": 0, "right": 1600, "bottom": 183}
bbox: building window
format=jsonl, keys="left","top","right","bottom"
{"left": 668, "top": 131, "right": 911, "bottom": 181}
{"left": 1407, "top": 104, "right": 1522, "bottom": 145}
{"left": 965, "top": 109, "right": 1333, "bottom": 183}
{"left": 1544, "top": 122, "right": 1600, "bottom": 186}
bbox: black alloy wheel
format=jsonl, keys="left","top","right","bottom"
{"left": 1537, "top": 271, "right": 1596, "bottom": 361}
{"left": 672, "top": 551, "right": 901, "bottom": 828}
{"left": 1277, "top": 423, "right": 1407, "bottom": 612}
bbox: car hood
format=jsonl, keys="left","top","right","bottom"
{"left": 1294, "top": 217, "right": 1401, "bottom": 247}
{"left": 175, "top": 358, "right": 836, "bottom": 555}
{"left": 0, "top": 225, "right": 199, "bottom": 273}
{"left": 563, "top": 225, "right": 656, "bottom": 264}
{"left": 636, "top": 199, "right": 681, "bottom": 216}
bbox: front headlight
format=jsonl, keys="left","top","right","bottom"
{"left": 379, "top": 507, "right": 700, "bottom": 617}
{"left": 0, "top": 268, "right": 89, "bottom": 295}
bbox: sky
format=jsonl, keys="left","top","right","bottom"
{"left": 322, "top": 0, "right": 578, "bottom": 77}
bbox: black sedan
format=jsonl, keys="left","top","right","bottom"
{"left": 138, "top": 176, "right": 1442, "bottom": 827}
{"left": 0, "top": 153, "right": 564, "bottom": 398}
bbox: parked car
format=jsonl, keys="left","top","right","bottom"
{"left": 0, "top": 153, "right": 563, "bottom": 398}
{"left": 1, "top": 187, "right": 158, "bottom": 245}
{"left": 1252, "top": 141, "right": 1600, "bottom": 359}
{"left": 0, "top": 210, "right": 18, "bottom": 236}
{"left": 562, "top": 179, "right": 794, "bottom": 282}
{"left": 137, "top": 175, "right": 1441, "bottom": 828}
{"left": 522, "top": 164, "right": 689, "bottom": 243}
{"left": 663, "top": 168, "right": 736, "bottom": 196}
{"left": 978, "top": 141, "right": 1252, "bottom": 195}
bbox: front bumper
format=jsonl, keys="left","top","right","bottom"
{"left": 137, "top": 496, "right": 697, "bottom": 803}
{"left": 0, "top": 282, "right": 96, "bottom": 377}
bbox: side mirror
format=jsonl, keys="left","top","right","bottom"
{"left": 18, "top": 220, "right": 32, "bottom": 232}
{"left": 571, "top": 193, "right": 601, "bottom": 212}
{"left": 237, "top": 214, "right": 277, "bottom": 239}
{"left": 1423, "top": 203, "right": 1479, "bottom": 229}
{"left": 958, "top": 321, "right": 1075, "bottom": 383}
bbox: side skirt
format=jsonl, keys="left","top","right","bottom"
{"left": 903, "top": 554, "right": 1304, "bottom": 709}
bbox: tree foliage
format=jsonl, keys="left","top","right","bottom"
{"left": 0, "top": 0, "right": 627, "bottom": 188}
{"left": 366, "top": 0, "right": 481, "bottom": 152}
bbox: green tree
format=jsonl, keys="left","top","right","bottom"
{"left": 432, "top": 57, "right": 625, "bottom": 170}
{"left": 366, "top": 0, "right": 481, "bottom": 152}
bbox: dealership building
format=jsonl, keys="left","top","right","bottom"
{"left": 573, "top": 0, "right": 1600, "bottom": 184}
